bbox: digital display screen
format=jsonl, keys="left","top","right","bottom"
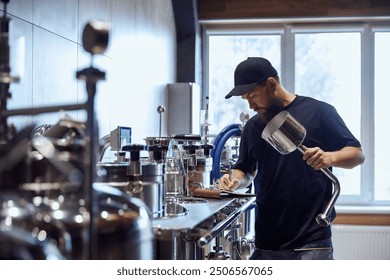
{"left": 119, "top": 126, "right": 131, "bottom": 148}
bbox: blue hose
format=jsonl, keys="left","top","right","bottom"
{"left": 211, "top": 124, "right": 241, "bottom": 158}
{"left": 211, "top": 126, "right": 241, "bottom": 182}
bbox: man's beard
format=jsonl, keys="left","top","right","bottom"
{"left": 258, "top": 96, "right": 285, "bottom": 125}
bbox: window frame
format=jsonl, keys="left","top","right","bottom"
{"left": 201, "top": 17, "right": 390, "bottom": 206}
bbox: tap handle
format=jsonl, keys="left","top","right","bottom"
{"left": 122, "top": 144, "right": 146, "bottom": 161}
{"left": 183, "top": 144, "right": 200, "bottom": 155}
{"left": 201, "top": 144, "right": 214, "bottom": 157}
{"left": 171, "top": 134, "right": 201, "bottom": 142}
{"left": 147, "top": 144, "right": 168, "bottom": 161}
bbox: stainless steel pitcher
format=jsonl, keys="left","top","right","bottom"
{"left": 261, "top": 110, "right": 340, "bottom": 227}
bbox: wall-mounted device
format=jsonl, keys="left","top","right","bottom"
{"left": 167, "top": 83, "right": 200, "bottom": 135}
{"left": 110, "top": 126, "right": 132, "bottom": 151}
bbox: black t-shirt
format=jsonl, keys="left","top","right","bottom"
{"left": 234, "top": 95, "right": 361, "bottom": 250}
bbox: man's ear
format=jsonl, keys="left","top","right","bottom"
{"left": 267, "top": 77, "right": 277, "bottom": 90}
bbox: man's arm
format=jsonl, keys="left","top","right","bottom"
{"left": 303, "top": 146, "right": 365, "bottom": 170}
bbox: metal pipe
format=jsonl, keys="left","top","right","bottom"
{"left": 197, "top": 197, "right": 256, "bottom": 247}
{"left": 157, "top": 105, "right": 165, "bottom": 138}
{"left": 297, "top": 145, "right": 340, "bottom": 226}
{"left": 97, "top": 134, "right": 110, "bottom": 162}
{"left": 77, "top": 67, "right": 105, "bottom": 260}
{"left": 1, "top": 103, "right": 86, "bottom": 117}
{"left": 1, "top": 0, "right": 20, "bottom": 142}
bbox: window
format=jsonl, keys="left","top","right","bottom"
{"left": 374, "top": 31, "right": 390, "bottom": 201}
{"left": 207, "top": 33, "right": 281, "bottom": 134}
{"left": 295, "top": 31, "right": 362, "bottom": 201}
{"left": 203, "top": 20, "right": 390, "bottom": 205}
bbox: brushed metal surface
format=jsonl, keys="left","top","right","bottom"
{"left": 152, "top": 198, "right": 236, "bottom": 230}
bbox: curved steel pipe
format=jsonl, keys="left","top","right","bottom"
{"left": 197, "top": 197, "right": 256, "bottom": 248}
{"left": 297, "top": 146, "right": 340, "bottom": 226}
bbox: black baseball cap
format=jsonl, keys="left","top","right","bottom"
{"left": 225, "top": 57, "right": 278, "bottom": 99}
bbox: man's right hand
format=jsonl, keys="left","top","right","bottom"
{"left": 219, "top": 174, "right": 240, "bottom": 191}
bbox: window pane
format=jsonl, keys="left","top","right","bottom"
{"left": 208, "top": 35, "right": 281, "bottom": 134}
{"left": 375, "top": 32, "right": 390, "bottom": 201}
{"left": 295, "top": 33, "right": 361, "bottom": 197}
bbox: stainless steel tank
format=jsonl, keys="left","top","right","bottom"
{"left": 129, "top": 161, "right": 165, "bottom": 218}
{"left": 96, "top": 165, "right": 165, "bottom": 218}
{"left": 0, "top": 192, "right": 69, "bottom": 260}
{"left": 0, "top": 182, "right": 154, "bottom": 260}
{"left": 96, "top": 162, "right": 128, "bottom": 183}
{"left": 0, "top": 119, "right": 154, "bottom": 260}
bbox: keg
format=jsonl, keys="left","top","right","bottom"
{"left": 0, "top": 192, "right": 68, "bottom": 260}
{"left": 96, "top": 161, "right": 165, "bottom": 219}
{"left": 128, "top": 162, "right": 165, "bottom": 218}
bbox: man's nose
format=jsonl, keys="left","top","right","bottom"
{"left": 247, "top": 99, "right": 255, "bottom": 109}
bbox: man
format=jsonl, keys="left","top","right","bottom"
{"left": 219, "top": 57, "right": 365, "bottom": 260}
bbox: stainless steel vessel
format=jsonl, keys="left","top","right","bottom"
{"left": 131, "top": 161, "right": 165, "bottom": 218}
{"left": 0, "top": 184, "right": 154, "bottom": 260}
{"left": 0, "top": 118, "right": 154, "bottom": 260}
{"left": 96, "top": 162, "right": 128, "bottom": 183}
{"left": 261, "top": 110, "right": 340, "bottom": 226}
{"left": 102, "top": 144, "right": 166, "bottom": 218}
{"left": 0, "top": 192, "right": 68, "bottom": 260}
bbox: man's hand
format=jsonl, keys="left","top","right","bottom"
{"left": 218, "top": 169, "right": 256, "bottom": 191}
{"left": 219, "top": 174, "right": 240, "bottom": 191}
{"left": 302, "top": 147, "right": 333, "bottom": 170}
{"left": 302, "top": 146, "right": 365, "bottom": 170}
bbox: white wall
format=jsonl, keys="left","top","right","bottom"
{"left": 5, "top": 0, "right": 176, "bottom": 144}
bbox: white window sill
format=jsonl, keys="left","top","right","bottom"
{"left": 336, "top": 205, "right": 390, "bottom": 214}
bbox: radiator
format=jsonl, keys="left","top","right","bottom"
{"left": 332, "top": 224, "right": 390, "bottom": 260}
